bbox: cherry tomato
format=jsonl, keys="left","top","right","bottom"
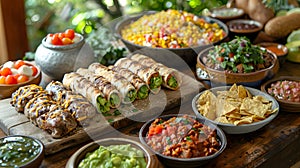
{"left": 17, "top": 75, "right": 29, "bottom": 83}
{"left": 0, "top": 76, "right": 6, "bottom": 84}
{"left": 58, "top": 33, "right": 65, "bottom": 40}
{"left": 64, "top": 29, "right": 75, "bottom": 39}
{"left": 0, "top": 67, "right": 12, "bottom": 76}
{"left": 61, "top": 37, "right": 73, "bottom": 45}
{"left": 5, "top": 75, "right": 17, "bottom": 84}
{"left": 47, "top": 33, "right": 54, "bottom": 38}
{"left": 13, "top": 74, "right": 20, "bottom": 80}
{"left": 51, "top": 34, "right": 63, "bottom": 45}
{"left": 31, "top": 66, "right": 38, "bottom": 76}
{"left": 14, "top": 60, "right": 26, "bottom": 69}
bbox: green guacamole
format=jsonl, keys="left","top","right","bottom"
{"left": 0, "top": 136, "right": 41, "bottom": 168}
{"left": 79, "top": 144, "right": 147, "bottom": 168}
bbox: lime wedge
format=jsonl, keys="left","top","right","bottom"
{"left": 276, "top": 10, "right": 287, "bottom": 16}
{"left": 286, "top": 40, "right": 300, "bottom": 49}
{"left": 286, "top": 8, "right": 300, "bottom": 15}
{"left": 287, "top": 29, "right": 300, "bottom": 43}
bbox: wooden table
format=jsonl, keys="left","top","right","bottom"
{"left": 1, "top": 60, "right": 300, "bottom": 168}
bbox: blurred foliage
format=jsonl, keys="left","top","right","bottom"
{"left": 25, "top": 0, "right": 228, "bottom": 62}
{"left": 124, "top": 0, "right": 228, "bottom": 14}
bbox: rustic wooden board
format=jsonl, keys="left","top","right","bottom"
{"left": 0, "top": 73, "right": 204, "bottom": 155}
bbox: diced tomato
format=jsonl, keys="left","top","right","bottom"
{"left": 229, "top": 52, "right": 234, "bottom": 58}
{"left": 14, "top": 60, "right": 26, "bottom": 69}
{"left": 0, "top": 67, "right": 12, "bottom": 77}
{"left": 154, "top": 125, "right": 163, "bottom": 134}
{"left": 5, "top": 75, "right": 17, "bottom": 84}
{"left": 17, "top": 75, "right": 29, "bottom": 83}
{"left": 64, "top": 29, "right": 75, "bottom": 39}
{"left": 0, "top": 76, "right": 6, "bottom": 84}
{"left": 31, "top": 66, "right": 38, "bottom": 76}
{"left": 216, "top": 57, "right": 224, "bottom": 62}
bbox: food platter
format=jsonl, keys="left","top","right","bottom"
{"left": 0, "top": 71, "right": 203, "bottom": 155}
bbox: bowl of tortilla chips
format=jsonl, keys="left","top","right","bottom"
{"left": 192, "top": 84, "right": 279, "bottom": 134}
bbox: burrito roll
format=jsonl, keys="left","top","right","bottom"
{"left": 62, "top": 72, "right": 110, "bottom": 113}
{"left": 36, "top": 105, "right": 78, "bottom": 138}
{"left": 114, "top": 58, "right": 162, "bottom": 94}
{"left": 108, "top": 65, "right": 149, "bottom": 99}
{"left": 24, "top": 93, "right": 57, "bottom": 126}
{"left": 10, "top": 84, "right": 44, "bottom": 112}
{"left": 88, "top": 63, "right": 137, "bottom": 104}
{"left": 76, "top": 68, "right": 121, "bottom": 108}
{"left": 131, "top": 54, "right": 182, "bottom": 90}
{"left": 46, "top": 81, "right": 97, "bottom": 125}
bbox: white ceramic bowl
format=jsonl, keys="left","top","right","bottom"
{"left": 192, "top": 86, "right": 279, "bottom": 134}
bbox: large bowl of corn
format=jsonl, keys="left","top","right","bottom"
{"left": 115, "top": 10, "right": 228, "bottom": 67}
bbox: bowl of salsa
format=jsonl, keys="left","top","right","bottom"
{"left": 258, "top": 42, "right": 288, "bottom": 65}
{"left": 261, "top": 76, "right": 300, "bottom": 112}
{"left": 139, "top": 114, "right": 227, "bottom": 168}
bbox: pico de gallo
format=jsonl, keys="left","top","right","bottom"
{"left": 204, "top": 36, "right": 274, "bottom": 73}
{"left": 267, "top": 80, "right": 300, "bottom": 102}
{"left": 0, "top": 60, "right": 38, "bottom": 85}
{"left": 146, "top": 115, "right": 221, "bottom": 158}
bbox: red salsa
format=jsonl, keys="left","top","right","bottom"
{"left": 146, "top": 115, "right": 221, "bottom": 158}
{"left": 268, "top": 80, "right": 300, "bottom": 102}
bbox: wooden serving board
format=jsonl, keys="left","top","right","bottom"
{"left": 0, "top": 73, "right": 204, "bottom": 155}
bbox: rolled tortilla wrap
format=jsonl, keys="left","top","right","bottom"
{"left": 10, "top": 84, "right": 44, "bottom": 112}
{"left": 88, "top": 63, "right": 137, "bottom": 104}
{"left": 76, "top": 68, "right": 121, "bottom": 108}
{"left": 131, "top": 54, "right": 182, "bottom": 90}
{"left": 36, "top": 105, "right": 78, "bottom": 138}
{"left": 24, "top": 92, "right": 55, "bottom": 126}
{"left": 46, "top": 81, "right": 97, "bottom": 125}
{"left": 62, "top": 72, "right": 110, "bottom": 113}
{"left": 114, "top": 58, "right": 162, "bottom": 94}
{"left": 108, "top": 65, "right": 149, "bottom": 99}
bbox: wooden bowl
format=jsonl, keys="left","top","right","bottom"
{"left": 196, "top": 46, "right": 279, "bottom": 88}
{"left": 66, "top": 138, "right": 159, "bottom": 168}
{"left": 258, "top": 42, "right": 288, "bottom": 65}
{"left": 115, "top": 11, "right": 228, "bottom": 67}
{"left": 261, "top": 76, "right": 300, "bottom": 112}
{"left": 0, "top": 135, "right": 45, "bottom": 168}
{"left": 226, "top": 19, "right": 263, "bottom": 42}
{"left": 0, "top": 61, "right": 41, "bottom": 99}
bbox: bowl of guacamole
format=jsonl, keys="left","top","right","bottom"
{"left": 66, "top": 138, "right": 159, "bottom": 168}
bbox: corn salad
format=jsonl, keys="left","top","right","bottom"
{"left": 121, "top": 9, "right": 226, "bottom": 48}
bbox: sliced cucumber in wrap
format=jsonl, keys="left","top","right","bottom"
{"left": 131, "top": 54, "right": 182, "bottom": 90}
{"left": 114, "top": 58, "right": 162, "bottom": 94}
{"left": 62, "top": 72, "right": 110, "bottom": 113}
{"left": 88, "top": 63, "right": 137, "bottom": 104}
{"left": 108, "top": 65, "right": 150, "bottom": 99}
{"left": 76, "top": 68, "right": 122, "bottom": 108}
